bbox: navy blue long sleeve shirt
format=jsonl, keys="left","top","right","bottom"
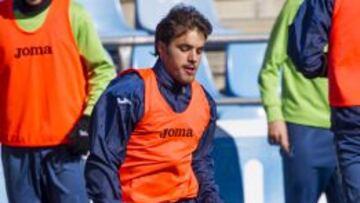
{"left": 288, "top": 0, "right": 360, "bottom": 135}
{"left": 287, "top": 0, "right": 333, "bottom": 79}
{"left": 85, "top": 59, "right": 222, "bottom": 203}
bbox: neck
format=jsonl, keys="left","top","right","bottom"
{"left": 154, "top": 60, "right": 187, "bottom": 94}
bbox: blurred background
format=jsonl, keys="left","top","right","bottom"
{"left": 2, "top": 1, "right": 331, "bottom": 203}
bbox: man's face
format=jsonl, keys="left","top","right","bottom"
{"left": 24, "top": 0, "right": 42, "bottom": 6}
{"left": 158, "top": 29, "right": 206, "bottom": 85}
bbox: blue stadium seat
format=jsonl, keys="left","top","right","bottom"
{"left": 221, "top": 42, "right": 268, "bottom": 120}
{"left": 225, "top": 42, "right": 268, "bottom": 98}
{"left": 236, "top": 137, "right": 284, "bottom": 203}
{"left": 135, "top": 0, "right": 239, "bottom": 35}
{"left": 129, "top": 45, "right": 156, "bottom": 68}
{"left": 76, "top": 0, "right": 148, "bottom": 38}
{"left": 130, "top": 45, "right": 220, "bottom": 98}
{"left": 218, "top": 105, "right": 265, "bottom": 120}
{"left": 213, "top": 123, "right": 284, "bottom": 203}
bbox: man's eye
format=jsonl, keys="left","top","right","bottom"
{"left": 197, "top": 48, "right": 203, "bottom": 55}
{"left": 179, "top": 45, "right": 191, "bottom": 52}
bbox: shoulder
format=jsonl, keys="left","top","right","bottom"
{"left": 104, "top": 71, "right": 145, "bottom": 100}
{"left": 69, "top": 0, "right": 92, "bottom": 24}
{"left": 69, "top": 0, "right": 87, "bottom": 14}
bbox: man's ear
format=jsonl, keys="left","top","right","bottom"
{"left": 157, "top": 41, "right": 167, "bottom": 57}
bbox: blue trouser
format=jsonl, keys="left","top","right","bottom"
{"left": 1, "top": 145, "right": 88, "bottom": 203}
{"left": 335, "top": 133, "right": 360, "bottom": 203}
{"left": 281, "top": 123, "right": 344, "bottom": 203}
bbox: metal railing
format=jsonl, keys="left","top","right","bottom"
{"left": 101, "top": 33, "right": 269, "bottom": 46}
{"left": 215, "top": 97, "right": 262, "bottom": 105}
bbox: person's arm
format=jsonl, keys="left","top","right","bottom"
{"left": 193, "top": 88, "right": 223, "bottom": 203}
{"left": 287, "top": 0, "right": 334, "bottom": 78}
{"left": 69, "top": 2, "right": 116, "bottom": 115}
{"left": 258, "top": 0, "right": 302, "bottom": 123}
{"left": 258, "top": 0, "right": 301, "bottom": 152}
{"left": 66, "top": 3, "right": 116, "bottom": 155}
{"left": 85, "top": 73, "right": 144, "bottom": 203}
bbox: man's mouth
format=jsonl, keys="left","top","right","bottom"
{"left": 183, "top": 65, "right": 196, "bottom": 75}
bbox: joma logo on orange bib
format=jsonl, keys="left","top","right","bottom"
{"left": 14, "top": 46, "right": 53, "bottom": 59}
{"left": 159, "top": 128, "right": 193, "bottom": 138}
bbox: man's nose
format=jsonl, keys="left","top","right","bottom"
{"left": 188, "top": 50, "right": 200, "bottom": 63}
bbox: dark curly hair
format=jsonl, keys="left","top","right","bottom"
{"left": 154, "top": 4, "right": 213, "bottom": 56}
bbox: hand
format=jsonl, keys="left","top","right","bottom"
{"left": 268, "top": 120, "right": 290, "bottom": 153}
{"left": 67, "top": 115, "right": 91, "bottom": 156}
